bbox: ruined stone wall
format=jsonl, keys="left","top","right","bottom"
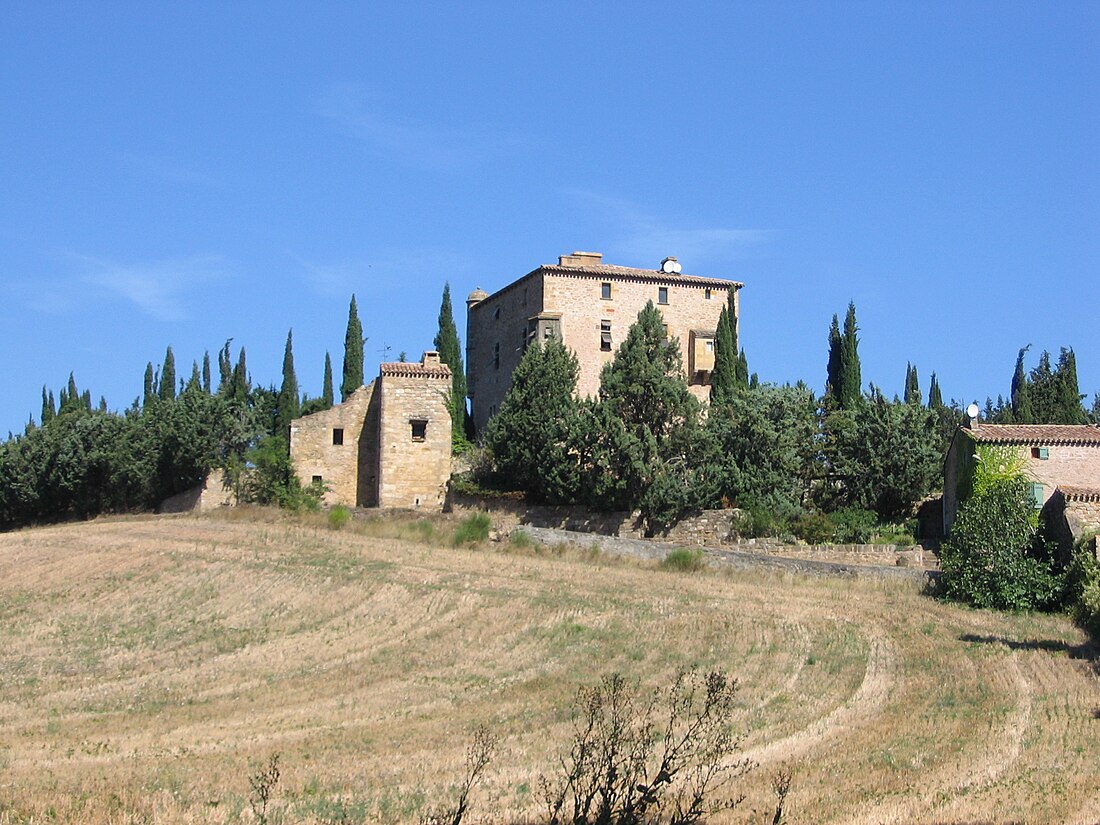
{"left": 289, "top": 383, "right": 375, "bottom": 507}
{"left": 377, "top": 371, "right": 452, "bottom": 510}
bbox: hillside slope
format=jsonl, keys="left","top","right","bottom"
{"left": 1, "top": 512, "right": 1098, "bottom": 824}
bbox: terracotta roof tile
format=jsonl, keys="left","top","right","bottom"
{"left": 966, "top": 423, "right": 1100, "bottom": 445}
{"left": 540, "top": 262, "right": 743, "bottom": 289}
{"left": 379, "top": 362, "right": 451, "bottom": 379}
{"left": 1056, "top": 486, "right": 1100, "bottom": 502}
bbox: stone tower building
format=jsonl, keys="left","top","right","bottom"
{"left": 465, "top": 251, "right": 743, "bottom": 432}
{"left": 289, "top": 351, "right": 452, "bottom": 510}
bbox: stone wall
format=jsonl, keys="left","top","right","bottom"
{"left": 289, "top": 383, "right": 376, "bottom": 507}
{"left": 377, "top": 366, "right": 452, "bottom": 510}
{"left": 157, "top": 470, "right": 235, "bottom": 513}
{"left": 1025, "top": 445, "right": 1100, "bottom": 503}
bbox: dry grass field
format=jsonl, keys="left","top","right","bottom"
{"left": 1, "top": 509, "right": 1098, "bottom": 824}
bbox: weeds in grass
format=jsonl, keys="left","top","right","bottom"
{"left": 249, "top": 753, "right": 280, "bottom": 825}
{"left": 327, "top": 506, "right": 351, "bottom": 531}
{"left": 423, "top": 725, "right": 499, "bottom": 825}
{"left": 453, "top": 513, "right": 491, "bottom": 546}
{"left": 661, "top": 548, "right": 706, "bottom": 573}
{"left": 509, "top": 530, "right": 534, "bottom": 550}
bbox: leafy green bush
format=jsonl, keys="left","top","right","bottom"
{"left": 509, "top": 529, "right": 534, "bottom": 549}
{"left": 327, "top": 505, "right": 350, "bottom": 530}
{"left": 453, "top": 512, "right": 491, "bottom": 545}
{"left": 939, "top": 477, "right": 1062, "bottom": 610}
{"left": 1064, "top": 536, "right": 1100, "bottom": 636}
{"left": 793, "top": 511, "right": 835, "bottom": 544}
{"left": 732, "top": 504, "right": 789, "bottom": 539}
{"left": 660, "top": 547, "right": 706, "bottom": 572}
{"left": 830, "top": 507, "right": 878, "bottom": 543}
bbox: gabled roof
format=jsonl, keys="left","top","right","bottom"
{"left": 965, "top": 423, "right": 1100, "bottom": 446}
{"left": 379, "top": 361, "right": 451, "bottom": 379}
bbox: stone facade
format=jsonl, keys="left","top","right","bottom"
{"left": 943, "top": 422, "right": 1100, "bottom": 535}
{"left": 1041, "top": 487, "right": 1100, "bottom": 562}
{"left": 465, "top": 251, "right": 742, "bottom": 433}
{"left": 289, "top": 352, "right": 451, "bottom": 510}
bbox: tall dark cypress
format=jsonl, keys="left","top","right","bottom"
{"left": 322, "top": 352, "right": 334, "bottom": 409}
{"left": 218, "top": 340, "right": 233, "bottom": 394}
{"left": 709, "top": 303, "right": 737, "bottom": 406}
{"left": 433, "top": 283, "right": 469, "bottom": 437}
{"left": 840, "top": 302, "right": 862, "bottom": 408}
{"left": 1010, "top": 345, "right": 1032, "bottom": 423}
{"left": 202, "top": 351, "right": 212, "bottom": 394}
{"left": 826, "top": 314, "right": 842, "bottom": 403}
{"left": 41, "top": 387, "right": 55, "bottom": 424}
{"left": 927, "top": 372, "right": 943, "bottom": 409}
{"left": 342, "top": 294, "right": 364, "bottom": 401}
{"left": 1053, "top": 348, "right": 1085, "bottom": 424}
{"left": 142, "top": 362, "right": 156, "bottom": 408}
{"left": 228, "top": 348, "right": 249, "bottom": 403}
{"left": 904, "top": 363, "right": 920, "bottom": 405}
{"left": 276, "top": 329, "right": 301, "bottom": 435}
{"left": 159, "top": 346, "right": 176, "bottom": 402}
{"left": 188, "top": 361, "right": 202, "bottom": 393}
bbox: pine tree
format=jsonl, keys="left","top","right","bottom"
{"left": 1010, "top": 345, "right": 1032, "bottom": 423}
{"left": 709, "top": 303, "right": 737, "bottom": 407}
{"left": 41, "top": 387, "right": 56, "bottom": 424}
{"left": 839, "top": 302, "right": 862, "bottom": 408}
{"left": 202, "top": 351, "right": 212, "bottom": 394}
{"left": 928, "top": 372, "right": 943, "bottom": 409}
{"left": 342, "top": 295, "right": 364, "bottom": 401}
{"left": 276, "top": 329, "right": 301, "bottom": 435}
{"left": 321, "top": 352, "right": 334, "bottom": 409}
{"left": 904, "top": 362, "right": 920, "bottom": 405}
{"left": 433, "top": 283, "right": 469, "bottom": 440}
{"left": 159, "top": 346, "right": 176, "bottom": 402}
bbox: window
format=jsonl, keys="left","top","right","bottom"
{"left": 312, "top": 475, "right": 323, "bottom": 485}
{"left": 1028, "top": 482, "right": 1045, "bottom": 508}
{"left": 1031, "top": 446, "right": 1050, "bottom": 460}
{"left": 705, "top": 340, "right": 714, "bottom": 353}
{"left": 493, "top": 342, "right": 500, "bottom": 369}
{"left": 543, "top": 325, "right": 553, "bottom": 339}
{"left": 705, "top": 288, "right": 712, "bottom": 300}
{"left": 601, "top": 282, "right": 612, "bottom": 300}
{"left": 411, "top": 419, "right": 427, "bottom": 441}
{"left": 661, "top": 323, "right": 669, "bottom": 338}
{"left": 493, "top": 306, "right": 501, "bottom": 320}
{"left": 658, "top": 286, "right": 669, "bottom": 304}
{"left": 332, "top": 428, "right": 344, "bottom": 446}
{"left": 600, "top": 320, "right": 612, "bottom": 351}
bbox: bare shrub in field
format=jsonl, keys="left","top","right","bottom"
{"left": 248, "top": 753, "right": 280, "bottom": 825}
{"left": 541, "top": 669, "right": 751, "bottom": 825}
{"left": 422, "top": 725, "right": 499, "bottom": 825}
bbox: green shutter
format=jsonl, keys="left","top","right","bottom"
{"left": 1029, "top": 482, "right": 1045, "bottom": 508}
{"left": 1037, "top": 446, "right": 1049, "bottom": 460}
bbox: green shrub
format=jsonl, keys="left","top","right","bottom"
{"left": 1065, "top": 536, "right": 1100, "bottom": 636}
{"left": 453, "top": 512, "right": 491, "bottom": 545}
{"left": 830, "top": 507, "right": 878, "bottom": 543}
{"left": 661, "top": 547, "right": 706, "bottom": 572}
{"left": 327, "top": 505, "right": 351, "bottom": 530}
{"left": 509, "top": 530, "right": 534, "bottom": 549}
{"left": 733, "top": 505, "right": 788, "bottom": 539}
{"left": 793, "top": 511, "right": 835, "bottom": 544}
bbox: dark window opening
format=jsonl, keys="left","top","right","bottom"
{"left": 658, "top": 286, "right": 669, "bottom": 304}
{"left": 705, "top": 288, "right": 712, "bottom": 300}
{"left": 332, "top": 428, "right": 344, "bottom": 446}
{"left": 312, "top": 475, "right": 323, "bottom": 485}
{"left": 493, "top": 342, "right": 500, "bottom": 369}
{"left": 600, "top": 320, "right": 612, "bottom": 351}
{"left": 411, "top": 419, "right": 427, "bottom": 441}
{"left": 1031, "top": 446, "right": 1050, "bottom": 460}
{"left": 601, "top": 282, "right": 612, "bottom": 300}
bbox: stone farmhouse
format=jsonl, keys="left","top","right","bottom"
{"left": 289, "top": 352, "right": 452, "bottom": 511}
{"left": 943, "top": 422, "right": 1100, "bottom": 550}
{"left": 465, "top": 251, "right": 743, "bottom": 433}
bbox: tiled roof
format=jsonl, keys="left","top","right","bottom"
{"left": 540, "top": 262, "right": 743, "bottom": 289}
{"left": 379, "top": 361, "right": 451, "bottom": 379}
{"left": 1056, "top": 486, "right": 1100, "bottom": 502}
{"left": 966, "top": 423, "right": 1100, "bottom": 445}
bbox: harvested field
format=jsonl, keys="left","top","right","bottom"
{"left": 0, "top": 510, "right": 1098, "bottom": 824}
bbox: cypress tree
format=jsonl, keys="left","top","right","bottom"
{"left": 904, "top": 362, "right": 920, "bottom": 405}
{"left": 228, "top": 348, "right": 249, "bottom": 402}
{"left": 218, "top": 340, "right": 233, "bottom": 394}
{"left": 736, "top": 348, "right": 750, "bottom": 390}
{"left": 928, "top": 372, "right": 943, "bottom": 409}
{"left": 41, "top": 387, "right": 55, "bottom": 424}
{"left": 826, "top": 314, "right": 842, "bottom": 403}
{"left": 143, "top": 362, "right": 156, "bottom": 408}
{"left": 188, "top": 361, "right": 202, "bottom": 393}
{"left": 710, "top": 303, "right": 737, "bottom": 407}
{"left": 1010, "top": 345, "right": 1032, "bottom": 423}
{"left": 839, "top": 302, "right": 862, "bottom": 408}
{"left": 81, "top": 389, "right": 92, "bottom": 410}
{"left": 1029, "top": 351, "right": 1057, "bottom": 423}
{"left": 202, "top": 351, "right": 212, "bottom": 394}
{"left": 1053, "top": 348, "right": 1085, "bottom": 424}
{"left": 321, "top": 352, "right": 334, "bottom": 409}
{"left": 433, "top": 283, "right": 469, "bottom": 438}
{"left": 276, "top": 329, "right": 301, "bottom": 435}
{"left": 341, "top": 294, "right": 364, "bottom": 401}
{"left": 159, "top": 346, "right": 176, "bottom": 402}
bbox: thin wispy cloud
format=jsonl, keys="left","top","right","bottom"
{"left": 561, "top": 189, "right": 773, "bottom": 269}
{"left": 76, "top": 254, "right": 228, "bottom": 321}
{"left": 316, "top": 83, "right": 519, "bottom": 172}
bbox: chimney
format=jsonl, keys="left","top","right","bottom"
{"left": 422, "top": 351, "right": 442, "bottom": 366}
{"left": 558, "top": 251, "right": 603, "bottom": 267}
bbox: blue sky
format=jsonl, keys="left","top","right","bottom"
{"left": 2, "top": 2, "right": 1098, "bottom": 435}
